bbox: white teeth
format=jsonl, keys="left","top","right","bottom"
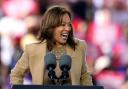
{"left": 62, "top": 33, "right": 68, "bottom": 36}
{"left": 61, "top": 33, "right": 68, "bottom": 40}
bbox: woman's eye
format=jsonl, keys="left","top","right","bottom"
{"left": 68, "top": 24, "right": 71, "bottom": 26}
{"left": 61, "top": 24, "right": 65, "bottom": 26}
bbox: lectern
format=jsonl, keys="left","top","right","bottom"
{"left": 12, "top": 85, "right": 104, "bottom": 89}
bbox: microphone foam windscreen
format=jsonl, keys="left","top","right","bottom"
{"left": 60, "top": 54, "right": 72, "bottom": 71}
{"left": 44, "top": 52, "right": 56, "bottom": 69}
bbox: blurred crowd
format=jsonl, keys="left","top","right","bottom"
{"left": 0, "top": 0, "right": 128, "bottom": 89}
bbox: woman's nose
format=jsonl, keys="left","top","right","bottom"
{"left": 64, "top": 24, "right": 71, "bottom": 31}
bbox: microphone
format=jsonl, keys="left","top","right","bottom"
{"left": 59, "top": 54, "right": 72, "bottom": 85}
{"left": 44, "top": 52, "right": 57, "bottom": 84}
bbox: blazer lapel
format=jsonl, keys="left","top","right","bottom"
{"left": 66, "top": 45, "right": 80, "bottom": 85}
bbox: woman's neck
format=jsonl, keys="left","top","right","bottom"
{"left": 55, "top": 43, "right": 66, "bottom": 48}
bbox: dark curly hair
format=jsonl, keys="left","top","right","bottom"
{"left": 38, "top": 5, "right": 77, "bottom": 51}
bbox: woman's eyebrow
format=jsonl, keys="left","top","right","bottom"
{"left": 62, "top": 21, "right": 71, "bottom": 24}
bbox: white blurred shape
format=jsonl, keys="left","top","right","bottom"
{"left": 92, "top": 0, "right": 104, "bottom": 8}
{"left": 94, "top": 56, "right": 110, "bottom": 73}
{"left": 0, "top": 16, "right": 27, "bottom": 66}
{"left": 1, "top": 35, "right": 14, "bottom": 66}
{"left": 0, "top": 16, "right": 27, "bottom": 36}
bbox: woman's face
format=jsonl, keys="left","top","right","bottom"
{"left": 53, "top": 13, "right": 71, "bottom": 47}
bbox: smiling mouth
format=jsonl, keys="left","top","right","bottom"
{"left": 61, "top": 33, "right": 68, "bottom": 40}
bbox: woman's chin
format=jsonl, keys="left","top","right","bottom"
{"left": 56, "top": 41, "right": 67, "bottom": 46}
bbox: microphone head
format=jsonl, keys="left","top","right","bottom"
{"left": 44, "top": 52, "right": 56, "bottom": 70}
{"left": 60, "top": 54, "right": 72, "bottom": 71}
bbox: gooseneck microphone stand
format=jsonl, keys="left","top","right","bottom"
{"left": 60, "top": 68, "right": 69, "bottom": 85}
{"left": 48, "top": 69, "right": 69, "bottom": 85}
{"left": 48, "top": 67, "right": 57, "bottom": 85}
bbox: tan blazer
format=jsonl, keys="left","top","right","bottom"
{"left": 10, "top": 39, "right": 93, "bottom": 85}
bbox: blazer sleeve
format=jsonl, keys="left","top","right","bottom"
{"left": 10, "top": 45, "right": 29, "bottom": 84}
{"left": 80, "top": 41, "right": 93, "bottom": 85}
